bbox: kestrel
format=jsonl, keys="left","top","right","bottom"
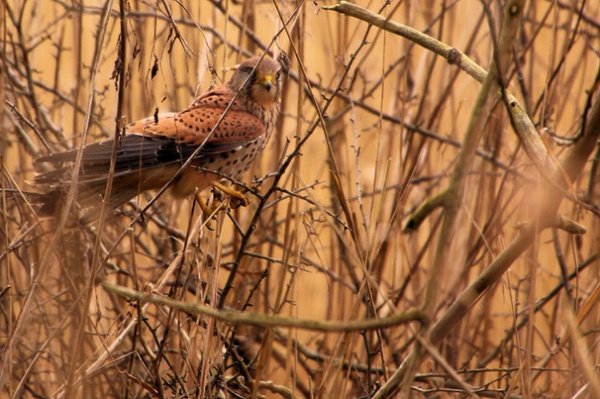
{"left": 35, "top": 56, "right": 282, "bottom": 219}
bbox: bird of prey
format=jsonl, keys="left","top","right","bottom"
{"left": 34, "top": 56, "right": 282, "bottom": 219}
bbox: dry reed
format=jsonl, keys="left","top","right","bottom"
{"left": 1, "top": 1, "right": 600, "bottom": 398}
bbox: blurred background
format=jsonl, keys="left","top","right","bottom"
{"left": 2, "top": 1, "right": 600, "bottom": 397}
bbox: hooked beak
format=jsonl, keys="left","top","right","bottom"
{"left": 258, "top": 74, "right": 275, "bottom": 92}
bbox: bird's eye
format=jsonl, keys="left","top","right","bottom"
{"left": 276, "top": 71, "right": 281, "bottom": 80}
{"left": 252, "top": 71, "right": 257, "bottom": 81}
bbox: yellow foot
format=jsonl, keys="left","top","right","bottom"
{"left": 195, "top": 192, "right": 218, "bottom": 220}
{"left": 212, "top": 181, "right": 249, "bottom": 208}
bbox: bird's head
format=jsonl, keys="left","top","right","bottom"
{"left": 229, "top": 57, "right": 282, "bottom": 105}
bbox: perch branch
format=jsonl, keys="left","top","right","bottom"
{"left": 102, "top": 281, "right": 426, "bottom": 332}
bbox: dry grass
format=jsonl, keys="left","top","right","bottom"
{"left": 2, "top": 1, "right": 600, "bottom": 398}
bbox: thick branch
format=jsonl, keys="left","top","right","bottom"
{"left": 379, "top": 68, "right": 600, "bottom": 398}
{"left": 102, "top": 281, "right": 426, "bottom": 332}
{"left": 324, "top": 1, "right": 558, "bottom": 201}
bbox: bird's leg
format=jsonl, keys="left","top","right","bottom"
{"left": 195, "top": 192, "right": 218, "bottom": 220}
{"left": 212, "top": 181, "right": 249, "bottom": 208}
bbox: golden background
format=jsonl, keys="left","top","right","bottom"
{"left": 2, "top": 1, "right": 600, "bottom": 398}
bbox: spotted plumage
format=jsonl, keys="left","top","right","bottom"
{"left": 35, "top": 57, "right": 282, "bottom": 218}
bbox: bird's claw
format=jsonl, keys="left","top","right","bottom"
{"left": 195, "top": 193, "right": 217, "bottom": 221}
{"left": 212, "top": 181, "right": 249, "bottom": 208}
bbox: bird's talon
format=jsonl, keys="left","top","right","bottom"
{"left": 229, "top": 194, "right": 249, "bottom": 209}
{"left": 213, "top": 181, "right": 249, "bottom": 208}
{"left": 196, "top": 193, "right": 217, "bottom": 220}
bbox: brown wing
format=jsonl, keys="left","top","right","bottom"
{"left": 33, "top": 58, "right": 280, "bottom": 218}
{"left": 35, "top": 101, "right": 265, "bottom": 185}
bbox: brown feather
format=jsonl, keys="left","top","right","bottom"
{"left": 34, "top": 57, "right": 282, "bottom": 219}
